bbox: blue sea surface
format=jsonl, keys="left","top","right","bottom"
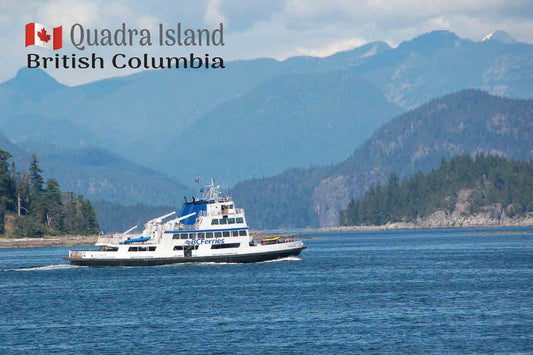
{"left": 0, "top": 228, "right": 532, "bottom": 353}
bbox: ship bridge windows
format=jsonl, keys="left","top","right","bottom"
{"left": 210, "top": 217, "right": 242, "bottom": 225}
{"left": 211, "top": 243, "right": 240, "bottom": 249}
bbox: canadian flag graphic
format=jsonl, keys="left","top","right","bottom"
{"left": 25, "top": 23, "right": 62, "bottom": 50}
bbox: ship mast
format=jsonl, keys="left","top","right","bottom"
{"left": 202, "top": 178, "right": 221, "bottom": 201}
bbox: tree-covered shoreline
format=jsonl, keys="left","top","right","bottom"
{"left": 0, "top": 149, "right": 99, "bottom": 237}
{"left": 339, "top": 155, "right": 533, "bottom": 227}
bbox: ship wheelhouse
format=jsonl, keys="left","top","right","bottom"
{"left": 175, "top": 179, "right": 249, "bottom": 233}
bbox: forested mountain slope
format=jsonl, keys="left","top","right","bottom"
{"left": 233, "top": 90, "right": 533, "bottom": 228}
{"left": 339, "top": 155, "right": 533, "bottom": 227}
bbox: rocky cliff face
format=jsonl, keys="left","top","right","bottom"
{"left": 326, "top": 212, "right": 533, "bottom": 231}
{"left": 379, "top": 208, "right": 533, "bottom": 229}
{"left": 412, "top": 188, "right": 526, "bottom": 228}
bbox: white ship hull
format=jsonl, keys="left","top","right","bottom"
{"left": 66, "top": 240, "right": 306, "bottom": 267}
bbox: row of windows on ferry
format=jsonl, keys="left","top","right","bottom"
{"left": 128, "top": 243, "right": 241, "bottom": 252}
{"left": 173, "top": 243, "right": 240, "bottom": 250}
{"left": 211, "top": 217, "right": 244, "bottom": 225}
{"left": 172, "top": 230, "right": 248, "bottom": 240}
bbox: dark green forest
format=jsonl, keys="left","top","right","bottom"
{"left": 0, "top": 149, "right": 99, "bottom": 237}
{"left": 339, "top": 155, "right": 533, "bottom": 226}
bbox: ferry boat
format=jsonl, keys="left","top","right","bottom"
{"left": 65, "top": 179, "right": 306, "bottom": 266}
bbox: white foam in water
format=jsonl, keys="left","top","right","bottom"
{"left": 260, "top": 256, "right": 301, "bottom": 263}
{"left": 10, "top": 264, "right": 85, "bottom": 271}
{"left": 197, "top": 256, "right": 302, "bottom": 265}
{"left": 4, "top": 257, "right": 301, "bottom": 271}
{"left": 162, "top": 256, "right": 302, "bottom": 267}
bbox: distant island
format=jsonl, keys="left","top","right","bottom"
{"left": 339, "top": 155, "right": 533, "bottom": 228}
{"left": 0, "top": 149, "right": 99, "bottom": 238}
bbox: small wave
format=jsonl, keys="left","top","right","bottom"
{"left": 195, "top": 256, "right": 302, "bottom": 265}
{"left": 260, "top": 256, "right": 302, "bottom": 263}
{"left": 5, "top": 264, "right": 85, "bottom": 272}
{"left": 164, "top": 256, "right": 302, "bottom": 267}
{"left": 3, "top": 257, "right": 302, "bottom": 271}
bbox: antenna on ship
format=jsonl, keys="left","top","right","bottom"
{"left": 199, "top": 177, "right": 221, "bottom": 201}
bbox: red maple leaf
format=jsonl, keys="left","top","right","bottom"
{"left": 37, "top": 28, "right": 51, "bottom": 43}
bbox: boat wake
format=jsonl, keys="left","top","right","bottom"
{"left": 154, "top": 256, "right": 303, "bottom": 268}
{"left": 2, "top": 257, "right": 302, "bottom": 271}
{"left": 199, "top": 256, "right": 302, "bottom": 265}
{"left": 260, "top": 256, "right": 302, "bottom": 263}
{"left": 4, "top": 264, "right": 85, "bottom": 272}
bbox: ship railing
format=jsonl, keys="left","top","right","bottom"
{"left": 197, "top": 208, "right": 244, "bottom": 217}
{"left": 97, "top": 235, "right": 125, "bottom": 245}
{"left": 179, "top": 225, "right": 197, "bottom": 231}
{"left": 96, "top": 233, "right": 143, "bottom": 245}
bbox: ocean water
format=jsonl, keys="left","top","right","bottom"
{"left": 1, "top": 228, "right": 532, "bottom": 354}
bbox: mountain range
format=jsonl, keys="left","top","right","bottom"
{"left": 232, "top": 90, "right": 533, "bottom": 228}
{"left": 1, "top": 29, "right": 532, "bottom": 230}
{"left": 0, "top": 133, "right": 188, "bottom": 206}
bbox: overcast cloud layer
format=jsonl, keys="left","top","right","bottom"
{"left": 1, "top": 0, "right": 532, "bottom": 85}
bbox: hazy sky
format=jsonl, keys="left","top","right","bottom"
{"left": 1, "top": 0, "right": 533, "bottom": 85}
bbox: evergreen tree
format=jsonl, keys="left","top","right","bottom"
{"left": 339, "top": 155, "right": 533, "bottom": 226}
{"left": 0, "top": 149, "right": 100, "bottom": 237}
{"left": 0, "top": 150, "right": 16, "bottom": 234}
{"left": 0, "top": 150, "right": 16, "bottom": 211}
{"left": 43, "top": 179, "right": 64, "bottom": 233}
{"left": 29, "top": 154, "right": 44, "bottom": 199}
{"left": 81, "top": 198, "right": 99, "bottom": 234}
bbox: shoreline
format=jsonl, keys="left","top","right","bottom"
{"left": 1, "top": 221, "right": 532, "bottom": 249}
{"left": 299, "top": 221, "right": 533, "bottom": 233}
{"left": 0, "top": 235, "right": 98, "bottom": 249}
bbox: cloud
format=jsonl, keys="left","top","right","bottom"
{"left": 296, "top": 38, "right": 367, "bottom": 57}
{"left": 203, "top": 0, "right": 227, "bottom": 26}
{"left": 136, "top": 15, "right": 161, "bottom": 33}
{"left": 0, "top": 0, "right": 532, "bottom": 85}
